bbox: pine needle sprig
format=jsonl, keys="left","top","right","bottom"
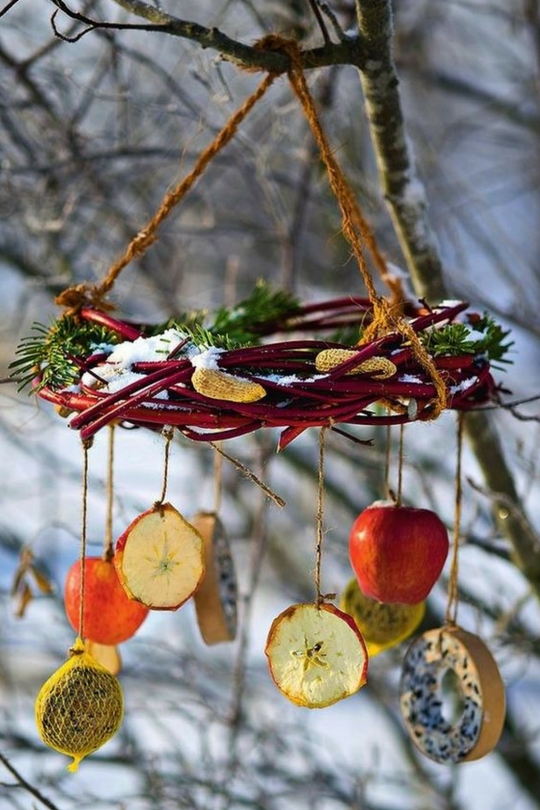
{"left": 146, "top": 309, "right": 206, "bottom": 338}
{"left": 422, "top": 314, "right": 513, "bottom": 367}
{"left": 210, "top": 279, "right": 301, "bottom": 343}
{"left": 9, "top": 317, "right": 118, "bottom": 393}
{"left": 149, "top": 280, "right": 302, "bottom": 348}
{"left": 177, "top": 323, "right": 243, "bottom": 352}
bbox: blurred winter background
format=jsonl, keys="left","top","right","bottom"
{"left": 1, "top": 1, "right": 540, "bottom": 808}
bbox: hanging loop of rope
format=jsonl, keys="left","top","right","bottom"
{"left": 54, "top": 35, "right": 446, "bottom": 419}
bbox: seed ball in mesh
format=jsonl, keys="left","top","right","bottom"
{"left": 35, "top": 637, "right": 124, "bottom": 771}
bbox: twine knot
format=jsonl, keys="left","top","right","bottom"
{"left": 54, "top": 283, "right": 116, "bottom": 316}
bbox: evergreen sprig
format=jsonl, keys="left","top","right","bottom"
{"left": 153, "top": 280, "right": 302, "bottom": 348}
{"left": 422, "top": 314, "right": 513, "bottom": 366}
{"left": 176, "top": 323, "right": 242, "bottom": 352}
{"left": 9, "top": 317, "right": 117, "bottom": 392}
{"left": 210, "top": 280, "right": 301, "bottom": 343}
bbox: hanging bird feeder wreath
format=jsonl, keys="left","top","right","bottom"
{"left": 10, "top": 38, "right": 511, "bottom": 448}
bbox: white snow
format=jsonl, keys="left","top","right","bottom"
{"left": 189, "top": 346, "right": 225, "bottom": 370}
{"left": 399, "top": 374, "right": 424, "bottom": 384}
{"left": 437, "top": 300, "right": 464, "bottom": 309}
{"left": 465, "top": 329, "right": 486, "bottom": 342}
{"left": 365, "top": 499, "right": 396, "bottom": 509}
{"left": 401, "top": 176, "right": 427, "bottom": 208}
{"left": 450, "top": 378, "right": 477, "bottom": 395}
{"left": 104, "top": 371, "right": 169, "bottom": 399}
{"left": 260, "top": 373, "right": 327, "bottom": 385}
{"left": 105, "top": 328, "right": 187, "bottom": 368}
{"left": 78, "top": 328, "right": 195, "bottom": 393}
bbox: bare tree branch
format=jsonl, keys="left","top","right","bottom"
{"left": 49, "top": 0, "right": 362, "bottom": 73}
{"left": 0, "top": 0, "right": 22, "bottom": 19}
{"left": 353, "top": 0, "right": 446, "bottom": 301}
{"left": 0, "top": 751, "right": 61, "bottom": 810}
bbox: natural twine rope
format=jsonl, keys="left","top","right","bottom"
{"left": 445, "top": 413, "right": 464, "bottom": 626}
{"left": 55, "top": 72, "right": 277, "bottom": 314}
{"left": 274, "top": 38, "right": 446, "bottom": 419}
{"left": 156, "top": 427, "right": 174, "bottom": 505}
{"left": 77, "top": 440, "right": 92, "bottom": 644}
{"left": 313, "top": 425, "right": 336, "bottom": 606}
{"left": 103, "top": 424, "right": 115, "bottom": 562}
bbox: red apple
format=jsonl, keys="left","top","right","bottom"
{"left": 64, "top": 556, "right": 149, "bottom": 644}
{"left": 349, "top": 502, "right": 449, "bottom": 604}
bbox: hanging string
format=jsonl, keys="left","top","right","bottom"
{"left": 213, "top": 442, "right": 223, "bottom": 515}
{"left": 77, "top": 439, "right": 92, "bottom": 645}
{"left": 157, "top": 427, "right": 174, "bottom": 505}
{"left": 383, "top": 423, "right": 392, "bottom": 500}
{"left": 396, "top": 424, "right": 405, "bottom": 506}
{"left": 445, "top": 413, "right": 464, "bottom": 627}
{"left": 314, "top": 427, "right": 328, "bottom": 606}
{"left": 266, "top": 36, "right": 385, "bottom": 304}
{"left": 103, "top": 424, "right": 115, "bottom": 562}
{"left": 55, "top": 72, "right": 277, "bottom": 314}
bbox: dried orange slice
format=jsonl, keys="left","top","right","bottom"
{"left": 35, "top": 637, "right": 123, "bottom": 772}
{"left": 339, "top": 577, "right": 425, "bottom": 656}
{"left": 265, "top": 602, "right": 368, "bottom": 708}
{"left": 191, "top": 511, "right": 237, "bottom": 645}
{"left": 115, "top": 502, "right": 205, "bottom": 610}
{"left": 85, "top": 640, "right": 122, "bottom": 675}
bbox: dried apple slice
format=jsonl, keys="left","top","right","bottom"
{"left": 85, "top": 640, "right": 122, "bottom": 676}
{"left": 265, "top": 602, "right": 368, "bottom": 708}
{"left": 339, "top": 577, "right": 425, "bottom": 657}
{"left": 190, "top": 511, "right": 238, "bottom": 645}
{"left": 115, "top": 502, "right": 205, "bottom": 610}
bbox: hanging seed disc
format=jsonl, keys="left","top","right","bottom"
{"left": 400, "top": 626, "right": 505, "bottom": 764}
{"left": 35, "top": 637, "right": 124, "bottom": 771}
{"left": 191, "top": 511, "right": 238, "bottom": 645}
{"left": 85, "top": 639, "right": 122, "bottom": 676}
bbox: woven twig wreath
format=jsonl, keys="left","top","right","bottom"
{"left": 17, "top": 290, "right": 504, "bottom": 449}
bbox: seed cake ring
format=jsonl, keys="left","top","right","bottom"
{"left": 399, "top": 626, "right": 505, "bottom": 764}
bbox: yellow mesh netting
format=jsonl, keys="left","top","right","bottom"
{"left": 35, "top": 636, "right": 124, "bottom": 772}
